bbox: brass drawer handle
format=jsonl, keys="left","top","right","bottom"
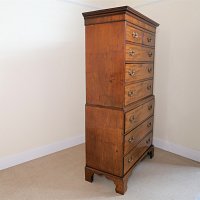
{"left": 132, "top": 32, "right": 139, "bottom": 38}
{"left": 147, "top": 122, "right": 152, "bottom": 128}
{"left": 128, "top": 136, "right": 135, "bottom": 143}
{"left": 148, "top": 51, "right": 153, "bottom": 57}
{"left": 147, "top": 37, "right": 152, "bottom": 42}
{"left": 147, "top": 85, "right": 152, "bottom": 90}
{"left": 129, "top": 49, "right": 135, "bottom": 56}
{"left": 128, "top": 156, "right": 133, "bottom": 163}
{"left": 129, "top": 115, "right": 135, "bottom": 123}
{"left": 148, "top": 68, "right": 152, "bottom": 73}
{"left": 128, "top": 90, "right": 135, "bottom": 97}
{"left": 128, "top": 69, "right": 136, "bottom": 77}
{"left": 146, "top": 138, "right": 151, "bottom": 144}
{"left": 148, "top": 105, "right": 153, "bottom": 110}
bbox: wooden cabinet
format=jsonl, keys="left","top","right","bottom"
{"left": 83, "top": 6, "right": 159, "bottom": 195}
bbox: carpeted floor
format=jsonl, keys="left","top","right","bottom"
{"left": 0, "top": 144, "right": 199, "bottom": 200}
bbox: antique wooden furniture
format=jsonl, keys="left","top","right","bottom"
{"left": 83, "top": 6, "right": 159, "bottom": 195}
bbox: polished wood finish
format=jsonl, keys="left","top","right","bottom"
{"left": 83, "top": 6, "right": 158, "bottom": 32}
{"left": 126, "top": 44, "right": 155, "bottom": 62}
{"left": 86, "top": 106, "right": 124, "bottom": 176}
{"left": 143, "top": 32, "right": 155, "bottom": 46}
{"left": 125, "top": 80, "right": 153, "bottom": 106}
{"left": 85, "top": 144, "right": 155, "bottom": 195}
{"left": 126, "top": 24, "right": 155, "bottom": 47}
{"left": 83, "top": 6, "right": 159, "bottom": 195}
{"left": 125, "top": 99, "right": 154, "bottom": 132}
{"left": 124, "top": 132, "right": 153, "bottom": 173}
{"left": 126, "top": 25, "right": 143, "bottom": 44}
{"left": 84, "top": 14, "right": 125, "bottom": 26}
{"left": 123, "top": 95, "right": 154, "bottom": 112}
{"left": 125, "top": 63, "right": 154, "bottom": 83}
{"left": 125, "top": 14, "right": 156, "bottom": 33}
{"left": 85, "top": 166, "right": 129, "bottom": 195}
{"left": 86, "top": 22, "right": 125, "bottom": 108}
{"left": 124, "top": 116, "right": 153, "bottom": 155}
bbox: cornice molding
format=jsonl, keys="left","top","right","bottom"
{"left": 82, "top": 6, "right": 159, "bottom": 27}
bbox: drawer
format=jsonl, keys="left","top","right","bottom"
{"left": 125, "top": 80, "right": 153, "bottom": 106}
{"left": 126, "top": 44, "right": 154, "bottom": 62}
{"left": 124, "top": 117, "right": 153, "bottom": 155}
{"left": 125, "top": 63, "right": 153, "bottom": 83}
{"left": 125, "top": 99, "right": 154, "bottom": 132}
{"left": 143, "top": 32, "right": 155, "bottom": 47}
{"left": 126, "top": 25, "right": 143, "bottom": 44}
{"left": 124, "top": 132, "right": 153, "bottom": 174}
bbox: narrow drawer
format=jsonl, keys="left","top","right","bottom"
{"left": 126, "top": 25, "right": 143, "bottom": 44}
{"left": 126, "top": 44, "right": 154, "bottom": 62}
{"left": 125, "top": 63, "right": 154, "bottom": 83}
{"left": 124, "top": 117, "right": 153, "bottom": 155}
{"left": 124, "top": 132, "right": 153, "bottom": 174}
{"left": 125, "top": 99, "right": 154, "bottom": 132}
{"left": 125, "top": 80, "right": 153, "bottom": 106}
{"left": 143, "top": 32, "right": 155, "bottom": 47}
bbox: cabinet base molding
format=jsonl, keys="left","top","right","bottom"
{"left": 85, "top": 145, "right": 154, "bottom": 195}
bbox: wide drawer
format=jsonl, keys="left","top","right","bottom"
{"left": 124, "top": 116, "right": 153, "bottom": 155}
{"left": 126, "top": 25, "right": 143, "bottom": 44}
{"left": 125, "top": 63, "right": 153, "bottom": 83}
{"left": 125, "top": 99, "right": 154, "bottom": 132}
{"left": 126, "top": 44, "right": 154, "bottom": 62}
{"left": 143, "top": 32, "right": 155, "bottom": 47}
{"left": 125, "top": 80, "right": 153, "bottom": 106}
{"left": 124, "top": 132, "right": 153, "bottom": 174}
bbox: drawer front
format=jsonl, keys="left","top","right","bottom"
{"left": 124, "top": 117, "right": 153, "bottom": 155}
{"left": 125, "top": 80, "right": 153, "bottom": 106}
{"left": 124, "top": 132, "right": 153, "bottom": 174}
{"left": 125, "top": 63, "right": 154, "bottom": 83}
{"left": 126, "top": 44, "right": 154, "bottom": 62}
{"left": 125, "top": 99, "right": 154, "bottom": 132}
{"left": 143, "top": 32, "right": 155, "bottom": 47}
{"left": 126, "top": 25, "right": 143, "bottom": 44}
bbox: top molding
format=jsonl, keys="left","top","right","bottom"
{"left": 82, "top": 6, "right": 159, "bottom": 27}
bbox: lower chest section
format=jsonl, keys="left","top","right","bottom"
{"left": 85, "top": 97, "right": 154, "bottom": 176}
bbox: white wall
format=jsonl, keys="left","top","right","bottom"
{"left": 133, "top": 0, "right": 200, "bottom": 154}
{"left": 0, "top": 0, "right": 89, "bottom": 161}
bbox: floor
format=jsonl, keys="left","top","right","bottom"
{"left": 0, "top": 144, "right": 199, "bottom": 200}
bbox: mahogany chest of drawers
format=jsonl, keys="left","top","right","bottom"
{"left": 83, "top": 6, "right": 159, "bottom": 194}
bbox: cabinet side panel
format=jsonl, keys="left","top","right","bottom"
{"left": 86, "top": 21, "right": 125, "bottom": 108}
{"left": 86, "top": 106, "right": 124, "bottom": 176}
